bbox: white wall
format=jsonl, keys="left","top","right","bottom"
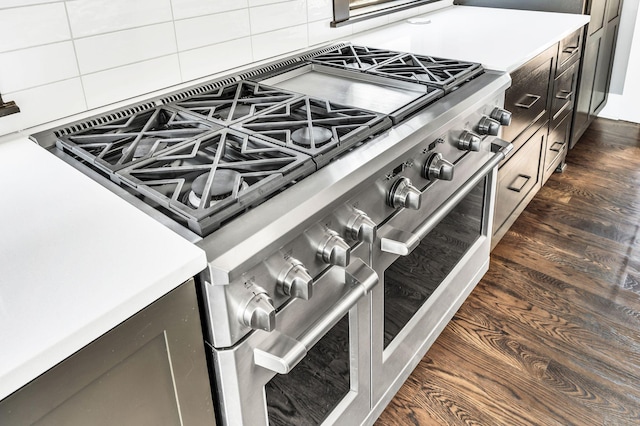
{"left": 598, "top": 0, "right": 640, "bottom": 123}
{"left": 0, "top": 0, "right": 452, "bottom": 137}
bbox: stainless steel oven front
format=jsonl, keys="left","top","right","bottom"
{"left": 210, "top": 243, "right": 378, "bottom": 426}
{"left": 367, "top": 136, "right": 509, "bottom": 418}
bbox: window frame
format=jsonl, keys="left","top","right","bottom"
{"left": 331, "top": 0, "right": 440, "bottom": 27}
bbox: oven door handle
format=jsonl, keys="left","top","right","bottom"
{"left": 253, "top": 258, "right": 378, "bottom": 374}
{"left": 381, "top": 137, "right": 513, "bottom": 256}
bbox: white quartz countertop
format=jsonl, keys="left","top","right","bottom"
{"left": 350, "top": 6, "right": 590, "bottom": 73}
{"left": 0, "top": 136, "right": 207, "bottom": 400}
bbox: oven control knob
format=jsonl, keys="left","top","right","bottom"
{"left": 277, "top": 258, "right": 313, "bottom": 300}
{"left": 318, "top": 230, "right": 351, "bottom": 267}
{"left": 240, "top": 286, "right": 276, "bottom": 332}
{"left": 478, "top": 116, "right": 501, "bottom": 136}
{"left": 346, "top": 210, "right": 377, "bottom": 244}
{"left": 457, "top": 130, "right": 482, "bottom": 152}
{"left": 490, "top": 107, "right": 512, "bottom": 126}
{"left": 388, "top": 177, "right": 421, "bottom": 210}
{"left": 424, "top": 153, "right": 454, "bottom": 181}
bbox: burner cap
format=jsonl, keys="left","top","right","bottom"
{"left": 291, "top": 126, "right": 332, "bottom": 147}
{"left": 127, "top": 137, "right": 167, "bottom": 159}
{"left": 188, "top": 169, "right": 241, "bottom": 207}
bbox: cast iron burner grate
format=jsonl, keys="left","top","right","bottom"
{"left": 117, "top": 128, "right": 315, "bottom": 235}
{"left": 57, "top": 107, "right": 219, "bottom": 174}
{"left": 367, "top": 54, "right": 484, "bottom": 92}
{"left": 231, "top": 97, "right": 391, "bottom": 164}
{"left": 309, "top": 45, "right": 403, "bottom": 70}
{"left": 169, "top": 81, "right": 302, "bottom": 125}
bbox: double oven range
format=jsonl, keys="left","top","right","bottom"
{"left": 34, "top": 44, "right": 512, "bottom": 425}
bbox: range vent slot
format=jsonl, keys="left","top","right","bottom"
{"left": 159, "top": 76, "right": 238, "bottom": 105}
{"left": 237, "top": 58, "right": 302, "bottom": 81}
{"left": 299, "top": 42, "right": 350, "bottom": 60}
{"left": 53, "top": 102, "right": 157, "bottom": 137}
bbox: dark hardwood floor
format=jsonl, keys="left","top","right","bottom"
{"left": 377, "top": 117, "right": 640, "bottom": 426}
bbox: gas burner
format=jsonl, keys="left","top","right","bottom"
{"left": 232, "top": 97, "right": 390, "bottom": 159}
{"left": 187, "top": 170, "right": 248, "bottom": 207}
{"left": 310, "top": 45, "right": 402, "bottom": 70}
{"left": 118, "top": 129, "right": 315, "bottom": 235}
{"left": 169, "top": 81, "right": 301, "bottom": 125}
{"left": 367, "top": 54, "right": 483, "bottom": 92}
{"left": 57, "top": 107, "right": 218, "bottom": 173}
{"left": 127, "top": 137, "right": 168, "bottom": 159}
{"left": 291, "top": 126, "right": 333, "bottom": 147}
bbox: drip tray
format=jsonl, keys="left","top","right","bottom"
{"left": 260, "top": 64, "right": 444, "bottom": 124}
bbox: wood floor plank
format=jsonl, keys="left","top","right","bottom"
{"left": 378, "top": 118, "right": 640, "bottom": 425}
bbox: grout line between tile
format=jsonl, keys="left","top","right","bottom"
{"left": 62, "top": 1, "right": 88, "bottom": 111}
{"left": 168, "top": 0, "right": 183, "bottom": 82}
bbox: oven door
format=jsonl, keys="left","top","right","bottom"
{"left": 211, "top": 246, "right": 377, "bottom": 426}
{"left": 369, "top": 138, "right": 510, "bottom": 412}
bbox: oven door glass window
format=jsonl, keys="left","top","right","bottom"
{"left": 265, "top": 315, "right": 350, "bottom": 424}
{"left": 383, "top": 178, "right": 486, "bottom": 348}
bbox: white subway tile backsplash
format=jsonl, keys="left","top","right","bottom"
{"left": 175, "top": 9, "right": 251, "bottom": 51}
{"left": 179, "top": 38, "right": 253, "bottom": 82}
{"left": 171, "top": 0, "right": 248, "bottom": 20}
{"left": 0, "top": 79, "right": 86, "bottom": 135}
{"left": 0, "top": 0, "right": 58, "bottom": 8}
{"left": 252, "top": 24, "right": 308, "bottom": 61}
{"left": 249, "top": 0, "right": 307, "bottom": 34}
{"left": 307, "top": 0, "right": 332, "bottom": 22}
{"left": 82, "top": 55, "right": 181, "bottom": 109}
{"left": 248, "top": 0, "right": 283, "bottom": 6}
{"left": 0, "top": 0, "right": 449, "bottom": 136}
{"left": 0, "top": 3, "right": 69, "bottom": 53}
{"left": 66, "top": 0, "right": 173, "bottom": 38}
{"left": 74, "top": 23, "right": 177, "bottom": 74}
{"left": 308, "top": 19, "right": 352, "bottom": 46}
{"left": 0, "top": 42, "right": 78, "bottom": 93}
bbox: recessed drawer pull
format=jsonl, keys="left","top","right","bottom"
{"left": 515, "top": 94, "right": 541, "bottom": 109}
{"left": 556, "top": 90, "right": 573, "bottom": 100}
{"left": 562, "top": 45, "right": 579, "bottom": 55}
{"left": 507, "top": 174, "right": 531, "bottom": 193}
{"left": 550, "top": 141, "right": 566, "bottom": 153}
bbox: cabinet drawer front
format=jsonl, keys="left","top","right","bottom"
{"left": 551, "top": 61, "right": 579, "bottom": 126}
{"left": 557, "top": 29, "right": 582, "bottom": 74}
{"left": 0, "top": 280, "right": 215, "bottom": 426}
{"left": 494, "top": 126, "right": 545, "bottom": 232}
{"left": 544, "top": 114, "right": 570, "bottom": 184}
{"left": 503, "top": 48, "right": 554, "bottom": 143}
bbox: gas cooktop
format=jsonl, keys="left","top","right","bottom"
{"left": 38, "top": 43, "right": 484, "bottom": 237}
{"left": 308, "top": 44, "right": 483, "bottom": 92}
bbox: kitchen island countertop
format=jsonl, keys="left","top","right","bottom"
{"left": 0, "top": 136, "right": 207, "bottom": 401}
{"left": 350, "top": 6, "right": 590, "bottom": 73}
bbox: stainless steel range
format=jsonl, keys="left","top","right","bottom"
{"left": 33, "top": 43, "right": 512, "bottom": 425}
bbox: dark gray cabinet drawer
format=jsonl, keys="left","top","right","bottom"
{"left": 543, "top": 114, "right": 570, "bottom": 185}
{"left": 557, "top": 29, "right": 582, "bottom": 74}
{"left": 503, "top": 46, "right": 554, "bottom": 143}
{"left": 551, "top": 60, "right": 579, "bottom": 127}
{"left": 494, "top": 125, "right": 545, "bottom": 234}
{"left": 0, "top": 280, "right": 215, "bottom": 426}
